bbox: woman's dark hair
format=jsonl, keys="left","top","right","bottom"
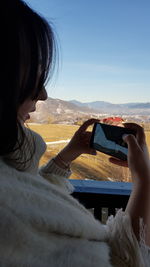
{"left": 1, "top": 0, "right": 56, "bottom": 165}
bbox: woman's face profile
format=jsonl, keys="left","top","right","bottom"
{"left": 18, "top": 87, "right": 47, "bottom": 122}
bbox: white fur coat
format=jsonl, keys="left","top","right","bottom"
{"left": 0, "top": 128, "right": 147, "bottom": 266}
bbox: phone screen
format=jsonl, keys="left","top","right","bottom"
{"left": 90, "top": 123, "right": 135, "bottom": 160}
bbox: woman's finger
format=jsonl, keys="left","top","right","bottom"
{"left": 123, "top": 133, "right": 141, "bottom": 155}
{"left": 123, "top": 123, "right": 146, "bottom": 146}
{"left": 77, "top": 119, "right": 99, "bottom": 133}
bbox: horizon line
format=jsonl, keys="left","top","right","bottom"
{"left": 47, "top": 96, "right": 150, "bottom": 105}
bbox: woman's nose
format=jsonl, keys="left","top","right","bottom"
{"left": 38, "top": 87, "right": 48, "bottom": 101}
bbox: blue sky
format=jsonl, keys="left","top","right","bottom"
{"left": 26, "top": 0, "right": 150, "bottom": 103}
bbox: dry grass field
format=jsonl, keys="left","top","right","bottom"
{"left": 28, "top": 123, "right": 150, "bottom": 182}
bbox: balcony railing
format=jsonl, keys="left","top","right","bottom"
{"left": 70, "top": 180, "right": 132, "bottom": 223}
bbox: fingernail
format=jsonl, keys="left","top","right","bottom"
{"left": 122, "top": 134, "right": 129, "bottom": 140}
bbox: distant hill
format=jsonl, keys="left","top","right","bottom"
{"left": 28, "top": 97, "right": 150, "bottom": 124}
{"left": 29, "top": 97, "right": 98, "bottom": 124}
{"left": 69, "top": 99, "right": 150, "bottom": 114}
{"left": 121, "top": 103, "right": 150, "bottom": 109}
{"left": 70, "top": 100, "right": 120, "bottom": 109}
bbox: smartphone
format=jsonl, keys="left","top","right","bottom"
{"left": 90, "top": 122, "right": 136, "bottom": 161}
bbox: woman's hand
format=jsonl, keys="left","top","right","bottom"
{"left": 54, "top": 119, "right": 99, "bottom": 167}
{"left": 124, "top": 123, "right": 150, "bottom": 183}
{"left": 110, "top": 123, "right": 150, "bottom": 185}
{"left": 122, "top": 124, "right": 150, "bottom": 245}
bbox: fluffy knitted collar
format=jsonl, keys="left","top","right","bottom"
{"left": 3, "top": 126, "right": 46, "bottom": 174}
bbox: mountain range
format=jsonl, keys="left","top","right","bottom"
{"left": 29, "top": 97, "right": 150, "bottom": 124}
{"left": 69, "top": 100, "right": 150, "bottom": 111}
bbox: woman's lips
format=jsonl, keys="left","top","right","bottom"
{"left": 24, "top": 113, "right": 30, "bottom": 121}
{"left": 24, "top": 108, "right": 36, "bottom": 121}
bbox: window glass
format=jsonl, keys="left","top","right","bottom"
{"left": 26, "top": 0, "right": 150, "bottom": 182}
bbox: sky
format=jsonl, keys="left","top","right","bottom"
{"left": 25, "top": 0, "right": 150, "bottom": 104}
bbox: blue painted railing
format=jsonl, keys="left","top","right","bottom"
{"left": 70, "top": 180, "right": 132, "bottom": 222}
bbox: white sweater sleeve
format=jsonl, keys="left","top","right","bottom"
{"left": 106, "top": 209, "right": 146, "bottom": 267}
{"left": 25, "top": 128, "right": 74, "bottom": 194}
{"left": 39, "top": 159, "right": 74, "bottom": 194}
{"left": 138, "top": 218, "right": 150, "bottom": 267}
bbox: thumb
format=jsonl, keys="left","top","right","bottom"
{"left": 123, "top": 134, "right": 140, "bottom": 154}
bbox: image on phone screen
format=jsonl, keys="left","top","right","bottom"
{"left": 91, "top": 123, "right": 135, "bottom": 160}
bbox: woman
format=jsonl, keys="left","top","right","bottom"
{"left": 0, "top": 0, "right": 149, "bottom": 266}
